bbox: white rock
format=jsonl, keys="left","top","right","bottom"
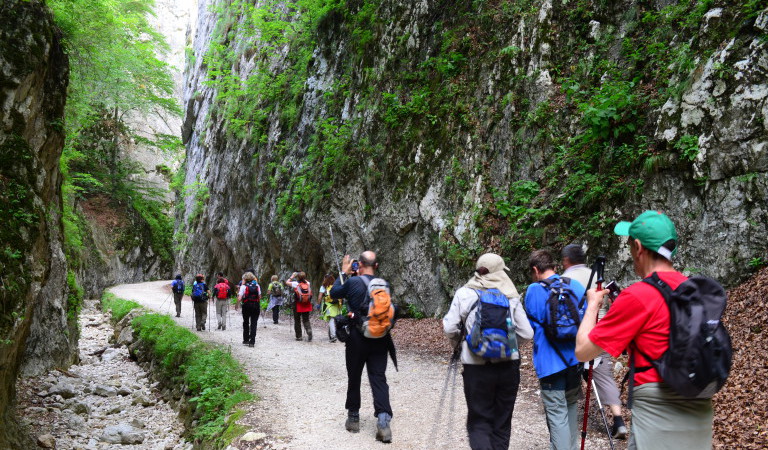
{"left": 36, "top": 434, "right": 55, "bottom": 448}
{"left": 240, "top": 431, "right": 267, "bottom": 442}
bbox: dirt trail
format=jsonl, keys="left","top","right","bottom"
{"left": 109, "top": 280, "right": 609, "bottom": 449}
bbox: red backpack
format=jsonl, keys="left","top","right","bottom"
{"left": 294, "top": 281, "right": 312, "bottom": 304}
{"left": 214, "top": 282, "right": 230, "bottom": 299}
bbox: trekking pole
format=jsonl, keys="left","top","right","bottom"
{"left": 427, "top": 329, "right": 464, "bottom": 447}
{"left": 159, "top": 292, "right": 172, "bottom": 313}
{"left": 581, "top": 256, "right": 605, "bottom": 450}
{"left": 591, "top": 378, "right": 616, "bottom": 450}
{"left": 208, "top": 297, "right": 212, "bottom": 333}
{"left": 328, "top": 224, "right": 345, "bottom": 284}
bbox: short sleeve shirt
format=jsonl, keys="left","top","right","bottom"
{"left": 589, "top": 271, "right": 687, "bottom": 385}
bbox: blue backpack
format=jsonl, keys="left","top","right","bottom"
{"left": 172, "top": 279, "right": 185, "bottom": 294}
{"left": 529, "top": 277, "right": 584, "bottom": 342}
{"left": 191, "top": 281, "right": 207, "bottom": 301}
{"left": 465, "top": 289, "right": 519, "bottom": 359}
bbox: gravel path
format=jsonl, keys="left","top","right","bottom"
{"left": 109, "top": 280, "right": 611, "bottom": 449}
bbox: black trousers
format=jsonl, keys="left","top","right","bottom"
{"left": 242, "top": 302, "right": 260, "bottom": 344}
{"left": 345, "top": 327, "right": 392, "bottom": 417}
{"left": 462, "top": 360, "right": 521, "bottom": 450}
{"left": 272, "top": 305, "right": 279, "bottom": 323}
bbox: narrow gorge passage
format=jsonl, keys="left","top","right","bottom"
{"left": 109, "top": 280, "right": 611, "bottom": 449}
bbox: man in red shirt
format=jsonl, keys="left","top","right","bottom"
{"left": 575, "top": 211, "right": 713, "bottom": 449}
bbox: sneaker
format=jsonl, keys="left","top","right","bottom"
{"left": 612, "top": 422, "right": 628, "bottom": 440}
{"left": 376, "top": 412, "right": 392, "bottom": 443}
{"left": 345, "top": 412, "right": 360, "bottom": 433}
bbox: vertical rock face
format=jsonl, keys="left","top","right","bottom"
{"left": 0, "top": 0, "right": 72, "bottom": 446}
{"left": 179, "top": 1, "right": 768, "bottom": 314}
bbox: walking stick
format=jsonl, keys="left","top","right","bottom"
{"left": 591, "top": 377, "right": 616, "bottom": 450}
{"left": 208, "top": 296, "right": 212, "bottom": 332}
{"left": 581, "top": 256, "right": 605, "bottom": 450}
{"left": 159, "top": 292, "right": 172, "bottom": 313}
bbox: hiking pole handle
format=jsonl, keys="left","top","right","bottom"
{"left": 595, "top": 255, "right": 606, "bottom": 291}
{"left": 328, "top": 224, "right": 345, "bottom": 284}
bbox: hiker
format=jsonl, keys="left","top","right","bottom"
{"left": 213, "top": 277, "right": 231, "bottom": 330}
{"left": 319, "top": 273, "right": 341, "bottom": 342}
{"left": 238, "top": 272, "right": 260, "bottom": 347}
{"left": 171, "top": 274, "right": 185, "bottom": 318}
{"left": 190, "top": 274, "right": 211, "bottom": 332}
{"left": 525, "top": 249, "right": 586, "bottom": 450}
{"left": 330, "top": 251, "right": 395, "bottom": 443}
{"left": 561, "top": 244, "right": 627, "bottom": 439}
{"left": 266, "top": 275, "right": 285, "bottom": 324}
{"left": 576, "top": 211, "right": 716, "bottom": 449}
{"left": 286, "top": 272, "right": 313, "bottom": 341}
{"left": 443, "top": 253, "right": 534, "bottom": 450}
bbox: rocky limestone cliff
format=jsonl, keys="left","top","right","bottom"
{"left": 178, "top": 0, "right": 768, "bottom": 315}
{"left": 0, "top": 0, "right": 73, "bottom": 447}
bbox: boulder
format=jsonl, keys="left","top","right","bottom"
{"left": 48, "top": 382, "right": 77, "bottom": 399}
{"left": 36, "top": 434, "right": 55, "bottom": 449}
{"left": 99, "top": 424, "right": 145, "bottom": 445}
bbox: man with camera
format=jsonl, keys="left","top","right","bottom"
{"left": 286, "top": 271, "right": 313, "bottom": 342}
{"left": 329, "top": 251, "right": 394, "bottom": 443}
{"left": 576, "top": 211, "right": 714, "bottom": 449}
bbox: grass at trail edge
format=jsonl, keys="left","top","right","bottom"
{"left": 101, "top": 292, "right": 254, "bottom": 448}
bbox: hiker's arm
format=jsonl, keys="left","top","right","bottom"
{"left": 512, "top": 299, "right": 534, "bottom": 340}
{"left": 329, "top": 276, "right": 347, "bottom": 300}
{"left": 443, "top": 288, "right": 469, "bottom": 341}
{"left": 576, "top": 288, "right": 609, "bottom": 361}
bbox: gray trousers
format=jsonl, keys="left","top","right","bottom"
{"left": 173, "top": 292, "right": 183, "bottom": 316}
{"left": 216, "top": 299, "right": 228, "bottom": 328}
{"left": 539, "top": 366, "right": 582, "bottom": 450}
{"left": 193, "top": 301, "right": 207, "bottom": 330}
{"left": 628, "top": 382, "right": 713, "bottom": 450}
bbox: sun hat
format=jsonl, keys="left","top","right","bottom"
{"left": 614, "top": 210, "right": 678, "bottom": 260}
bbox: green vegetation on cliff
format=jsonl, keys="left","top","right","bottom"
{"left": 49, "top": 0, "right": 180, "bottom": 269}
{"left": 198, "top": 0, "right": 766, "bottom": 270}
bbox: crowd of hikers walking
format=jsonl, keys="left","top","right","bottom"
{"left": 168, "top": 210, "right": 731, "bottom": 449}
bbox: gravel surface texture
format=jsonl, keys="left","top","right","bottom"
{"left": 107, "top": 280, "right": 614, "bottom": 449}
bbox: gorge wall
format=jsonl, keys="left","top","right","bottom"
{"left": 0, "top": 0, "right": 74, "bottom": 447}
{"left": 178, "top": 0, "right": 768, "bottom": 315}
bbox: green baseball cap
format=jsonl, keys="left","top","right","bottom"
{"left": 614, "top": 210, "right": 678, "bottom": 260}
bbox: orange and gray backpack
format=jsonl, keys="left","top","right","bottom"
{"left": 294, "top": 281, "right": 312, "bottom": 304}
{"left": 360, "top": 277, "right": 395, "bottom": 338}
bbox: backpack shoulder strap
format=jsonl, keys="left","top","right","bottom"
{"left": 642, "top": 272, "right": 675, "bottom": 300}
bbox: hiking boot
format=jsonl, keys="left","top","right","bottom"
{"left": 345, "top": 412, "right": 360, "bottom": 433}
{"left": 612, "top": 421, "right": 628, "bottom": 440}
{"left": 222, "top": 325, "right": 226, "bottom": 330}
{"left": 295, "top": 337, "right": 303, "bottom": 341}
{"left": 376, "top": 412, "right": 392, "bottom": 443}
{"left": 248, "top": 343, "right": 255, "bottom": 347}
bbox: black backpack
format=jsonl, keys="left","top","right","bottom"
{"left": 630, "top": 273, "right": 732, "bottom": 401}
